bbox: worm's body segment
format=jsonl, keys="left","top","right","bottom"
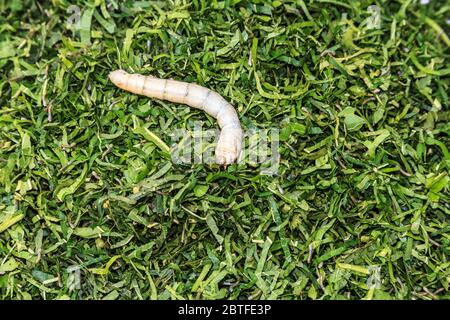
{"left": 109, "top": 70, "right": 243, "bottom": 165}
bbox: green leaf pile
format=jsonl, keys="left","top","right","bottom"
{"left": 0, "top": 0, "right": 449, "bottom": 300}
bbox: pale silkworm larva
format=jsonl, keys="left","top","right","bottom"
{"left": 109, "top": 70, "right": 243, "bottom": 165}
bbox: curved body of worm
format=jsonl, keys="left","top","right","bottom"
{"left": 109, "top": 70, "right": 243, "bottom": 165}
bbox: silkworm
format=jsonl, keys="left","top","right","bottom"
{"left": 109, "top": 70, "right": 243, "bottom": 165}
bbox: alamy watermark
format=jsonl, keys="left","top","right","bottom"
{"left": 170, "top": 122, "right": 280, "bottom": 175}
{"left": 67, "top": 265, "right": 81, "bottom": 291}
{"left": 366, "top": 266, "right": 382, "bottom": 289}
{"left": 365, "top": 5, "right": 381, "bottom": 30}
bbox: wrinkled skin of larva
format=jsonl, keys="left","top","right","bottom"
{"left": 109, "top": 69, "right": 243, "bottom": 165}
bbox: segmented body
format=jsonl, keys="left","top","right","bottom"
{"left": 109, "top": 70, "right": 243, "bottom": 165}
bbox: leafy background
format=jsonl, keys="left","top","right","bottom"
{"left": 0, "top": 0, "right": 449, "bottom": 299}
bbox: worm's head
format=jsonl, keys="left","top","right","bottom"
{"left": 215, "top": 127, "right": 243, "bottom": 166}
{"left": 108, "top": 69, "right": 129, "bottom": 89}
{"left": 215, "top": 141, "right": 241, "bottom": 166}
{"left": 215, "top": 149, "right": 237, "bottom": 166}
